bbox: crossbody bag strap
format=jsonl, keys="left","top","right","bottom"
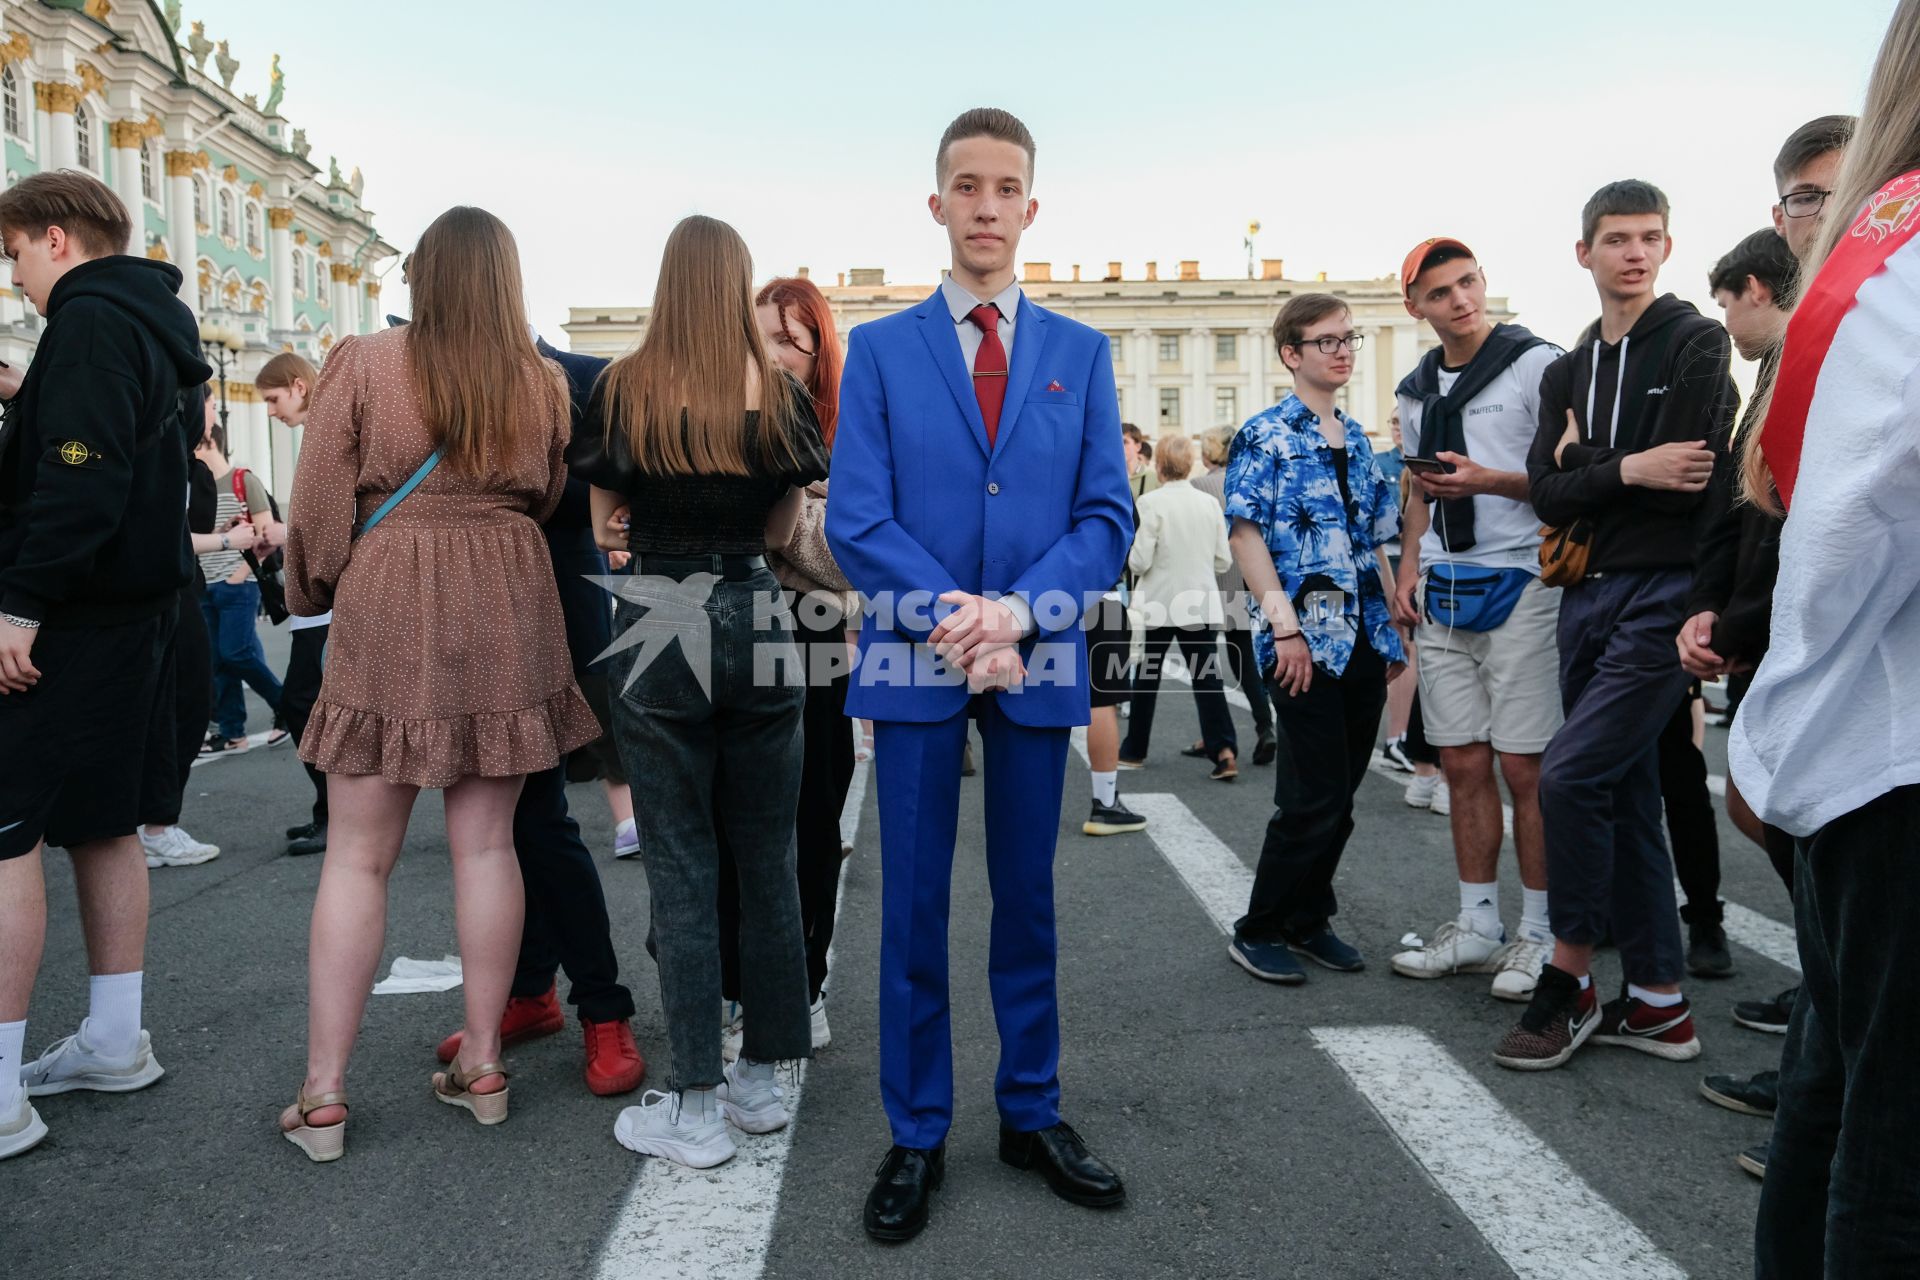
{"left": 352, "top": 446, "right": 444, "bottom": 541}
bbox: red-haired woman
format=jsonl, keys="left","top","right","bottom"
{"left": 716, "top": 277, "right": 855, "bottom": 1058}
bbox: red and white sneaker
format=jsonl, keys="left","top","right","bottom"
{"left": 1493, "top": 964, "right": 1600, "bottom": 1071}
{"left": 1592, "top": 991, "right": 1702, "bottom": 1061}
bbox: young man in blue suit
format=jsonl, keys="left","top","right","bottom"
{"left": 826, "top": 107, "right": 1135, "bottom": 1243}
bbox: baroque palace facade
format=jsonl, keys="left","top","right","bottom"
{"left": 0, "top": 0, "right": 396, "bottom": 497}
{"left": 564, "top": 259, "right": 1516, "bottom": 447}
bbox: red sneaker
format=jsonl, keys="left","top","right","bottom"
{"left": 1593, "top": 991, "right": 1702, "bottom": 1061}
{"left": 582, "top": 1018, "right": 646, "bottom": 1096}
{"left": 434, "top": 981, "right": 566, "bottom": 1064}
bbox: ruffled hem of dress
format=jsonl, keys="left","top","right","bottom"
{"left": 298, "top": 685, "right": 603, "bottom": 789}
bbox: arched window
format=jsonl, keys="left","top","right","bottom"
{"left": 244, "top": 202, "right": 260, "bottom": 253}
{"left": 217, "top": 189, "right": 233, "bottom": 240}
{"left": 192, "top": 177, "right": 205, "bottom": 227}
{"left": 140, "top": 144, "right": 155, "bottom": 200}
{"left": 2, "top": 69, "right": 19, "bottom": 140}
{"left": 74, "top": 105, "right": 92, "bottom": 170}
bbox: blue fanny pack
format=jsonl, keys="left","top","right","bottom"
{"left": 1424, "top": 564, "right": 1532, "bottom": 632}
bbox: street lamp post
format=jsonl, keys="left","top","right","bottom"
{"left": 197, "top": 318, "right": 244, "bottom": 449}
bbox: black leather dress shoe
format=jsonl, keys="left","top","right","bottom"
{"left": 286, "top": 824, "right": 328, "bottom": 857}
{"left": 999, "top": 1121, "right": 1125, "bottom": 1208}
{"left": 864, "top": 1145, "right": 944, "bottom": 1242}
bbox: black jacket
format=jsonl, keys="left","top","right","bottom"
{"left": 0, "top": 256, "right": 211, "bottom": 625}
{"left": 535, "top": 335, "right": 613, "bottom": 676}
{"left": 1686, "top": 352, "right": 1782, "bottom": 664}
{"left": 1526, "top": 294, "right": 1738, "bottom": 574}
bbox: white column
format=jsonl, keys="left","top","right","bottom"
{"left": 163, "top": 151, "right": 197, "bottom": 307}
{"left": 329, "top": 264, "right": 355, "bottom": 337}
{"left": 248, "top": 398, "right": 275, "bottom": 497}
{"left": 109, "top": 143, "right": 143, "bottom": 254}
{"left": 1191, "top": 326, "right": 1211, "bottom": 435}
{"left": 267, "top": 207, "right": 293, "bottom": 332}
{"left": 362, "top": 279, "right": 380, "bottom": 334}
{"left": 1131, "top": 328, "right": 1153, "bottom": 433}
{"left": 1247, "top": 326, "right": 1268, "bottom": 415}
{"left": 40, "top": 83, "right": 76, "bottom": 170}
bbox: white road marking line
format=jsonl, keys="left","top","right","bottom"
{"left": 1310, "top": 1026, "right": 1688, "bottom": 1280}
{"left": 1125, "top": 792, "right": 1249, "bottom": 935}
{"left": 188, "top": 729, "right": 274, "bottom": 768}
{"left": 592, "top": 759, "right": 868, "bottom": 1280}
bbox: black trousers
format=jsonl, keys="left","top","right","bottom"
{"left": 718, "top": 613, "right": 854, "bottom": 1004}
{"left": 1238, "top": 635, "right": 1386, "bottom": 940}
{"left": 510, "top": 761, "right": 635, "bottom": 1023}
{"left": 1121, "top": 625, "right": 1238, "bottom": 761}
{"left": 1757, "top": 786, "right": 1920, "bottom": 1277}
{"left": 140, "top": 583, "right": 210, "bottom": 828}
{"left": 280, "top": 625, "right": 329, "bottom": 826}
{"left": 1658, "top": 691, "right": 1722, "bottom": 923}
{"left": 1221, "top": 623, "right": 1274, "bottom": 737}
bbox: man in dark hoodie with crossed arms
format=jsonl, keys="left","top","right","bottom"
{"left": 0, "top": 171, "right": 211, "bottom": 1159}
{"left": 1493, "top": 179, "right": 1737, "bottom": 1074}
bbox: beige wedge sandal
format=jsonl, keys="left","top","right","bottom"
{"left": 433, "top": 1059, "right": 510, "bottom": 1125}
{"left": 281, "top": 1089, "right": 348, "bottom": 1162}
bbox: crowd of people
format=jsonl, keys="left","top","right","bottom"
{"left": 4, "top": 4, "right": 1920, "bottom": 1268}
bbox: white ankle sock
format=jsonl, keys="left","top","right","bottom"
{"left": 1091, "top": 770, "right": 1117, "bottom": 807}
{"left": 1519, "top": 888, "right": 1552, "bottom": 943}
{"left": 87, "top": 971, "right": 142, "bottom": 1058}
{"left": 0, "top": 1019, "right": 24, "bottom": 1111}
{"left": 1458, "top": 881, "right": 1501, "bottom": 939}
{"left": 680, "top": 1087, "right": 717, "bottom": 1121}
{"left": 1627, "top": 983, "right": 1683, "bottom": 1008}
{"left": 1575, "top": 973, "right": 1592, "bottom": 991}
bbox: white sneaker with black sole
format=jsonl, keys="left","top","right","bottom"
{"left": 715, "top": 1059, "right": 790, "bottom": 1135}
{"left": 23, "top": 1025, "right": 165, "bottom": 1096}
{"left": 614, "top": 1090, "right": 736, "bottom": 1168}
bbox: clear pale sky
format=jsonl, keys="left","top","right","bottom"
{"left": 185, "top": 0, "right": 1895, "bottom": 369}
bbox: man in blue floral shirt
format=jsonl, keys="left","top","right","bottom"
{"left": 1222, "top": 293, "right": 1406, "bottom": 985}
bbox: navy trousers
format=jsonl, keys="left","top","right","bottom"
{"left": 509, "top": 761, "right": 634, "bottom": 1025}
{"left": 874, "top": 695, "right": 1069, "bottom": 1149}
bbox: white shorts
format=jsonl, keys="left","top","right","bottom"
{"left": 1415, "top": 574, "right": 1563, "bottom": 755}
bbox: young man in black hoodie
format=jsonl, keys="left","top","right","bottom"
{"left": 1493, "top": 179, "right": 1737, "bottom": 1073}
{"left": 0, "top": 171, "right": 211, "bottom": 1160}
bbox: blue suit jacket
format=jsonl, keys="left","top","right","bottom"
{"left": 826, "top": 290, "right": 1133, "bottom": 727}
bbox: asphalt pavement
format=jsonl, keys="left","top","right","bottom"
{"left": 10, "top": 630, "right": 1787, "bottom": 1280}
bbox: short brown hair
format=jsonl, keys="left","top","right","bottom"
{"left": 0, "top": 169, "right": 131, "bottom": 258}
{"left": 1272, "top": 293, "right": 1351, "bottom": 360}
{"left": 256, "top": 351, "right": 317, "bottom": 396}
{"left": 1156, "top": 433, "right": 1194, "bottom": 481}
{"left": 1773, "top": 114, "right": 1855, "bottom": 187}
{"left": 936, "top": 108, "right": 1035, "bottom": 190}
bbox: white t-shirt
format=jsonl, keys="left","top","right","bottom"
{"left": 1398, "top": 341, "right": 1561, "bottom": 572}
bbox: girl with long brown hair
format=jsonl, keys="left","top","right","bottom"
{"left": 569, "top": 215, "right": 827, "bottom": 1170}
{"left": 277, "top": 206, "right": 600, "bottom": 1160}
{"left": 1732, "top": 3, "right": 1920, "bottom": 1271}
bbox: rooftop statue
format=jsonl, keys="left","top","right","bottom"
{"left": 290, "top": 127, "right": 310, "bottom": 160}
{"left": 215, "top": 40, "right": 239, "bottom": 91}
{"left": 265, "top": 53, "right": 284, "bottom": 115}
{"left": 185, "top": 21, "right": 211, "bottom": 71}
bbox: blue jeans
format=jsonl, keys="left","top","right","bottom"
{"left": 1756, "top": 785, "right": 1920, "bottom": 1278}
{"left": 201, "top": 579, "right": 282, "bottom": 741}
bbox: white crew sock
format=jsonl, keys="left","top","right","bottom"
{"left": 1519, "top": 888, "right": 1553, "bottom": 943}
{"left": 1091, "top": 770, "right": 1118, "bottom": 808}
{"left": 86, "top": 971, "right": 143, "bottom": 1058}
{"left": 1627, "top": 983, "right": 1683, "bottom": 1008}
{"left": 679, "top": 1087, "right": 717, "bottom": 1122}
{"left": 0, "top": 1019, "right": 24, "bottom": 1112}
{"left": 1576, "top": 973, "right": 1592, "bottom": 991}
{"left": 1457, "top": 881, "right": 1502, "bottom": 939}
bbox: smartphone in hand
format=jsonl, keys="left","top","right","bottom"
{"left": 1402, "top": 455, "right": 1456, "bottom": 477}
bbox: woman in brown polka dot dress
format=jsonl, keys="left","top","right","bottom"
{"left": 274, "top": 206, "right": 600, "bottom": 1160}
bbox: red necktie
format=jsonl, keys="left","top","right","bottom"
{"left": 968, "top": 304, "right": 1007, "bottom": 447}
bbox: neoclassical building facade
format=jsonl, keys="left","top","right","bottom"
{"left": 0, "top": 0, "right": 397, "bottom": 496}
{"left": 564, "top": 258, "right": 1517, "bottom": 449}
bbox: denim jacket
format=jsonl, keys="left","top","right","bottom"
{"left": 1222, "top": 394, "right": 1405, "bottom": 677}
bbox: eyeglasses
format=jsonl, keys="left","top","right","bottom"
{"left": 1291, "top": 333, "right": 1365, "bottom": 356}
{"left": 1779, "top": 189, "right": 1831, "bottom": 219}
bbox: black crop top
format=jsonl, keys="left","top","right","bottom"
{"left": 566, "top": 386, "right": 830, "bottom": 556}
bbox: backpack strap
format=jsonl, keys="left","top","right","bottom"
{"left": 352, "top": 447, "right": 444, "bottom": 541}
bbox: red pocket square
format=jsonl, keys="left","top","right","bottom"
{"left": 1045, "top": 380, "right": 1065, "bottom": 392}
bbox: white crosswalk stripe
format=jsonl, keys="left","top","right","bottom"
{"left": 592, "top": 760, "right": 870, "bottom": 1280}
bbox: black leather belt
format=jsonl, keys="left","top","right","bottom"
{"left": 630, "top": 553, "right": 768, "bottom": 581}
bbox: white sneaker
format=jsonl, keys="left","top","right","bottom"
{"left": 810, "top": 995, "right": 831, "bottom": 1050}
{"left": 1429, "top": 779, "right": 1452, "bottom": 816}
{"left": 612, "top": 819, "right": 640, "bottom": 860}
{"left": 613, "top": 1090, "right": 737, "bottom": 1168}
{"left": 716, "top": 1060, "right": 790, "bottom": 1134}
{"left": 1490, "top": 937, "right": 1551, "bottom": 1002}
{"left": 720, "top": 1001, "right": 745, "bottom": 1064}
{"left": 0, "top": 1090, "right": 48, "bottom": 1160}
{"left": 1405, "top": 774, "right": 1439, "bottom": 808}
{"left": 1390, "top": 920, "right": 1507, "bottom": 979}
{"left": 23, "top": 1025, "right": 165, "bottom": 1096}
{"left": 141, "top": 825, "right": 220, "bottom": 869}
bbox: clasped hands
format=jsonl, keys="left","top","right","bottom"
{"left": 929, "top": 590, "right": 1027, "bottom": 693}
